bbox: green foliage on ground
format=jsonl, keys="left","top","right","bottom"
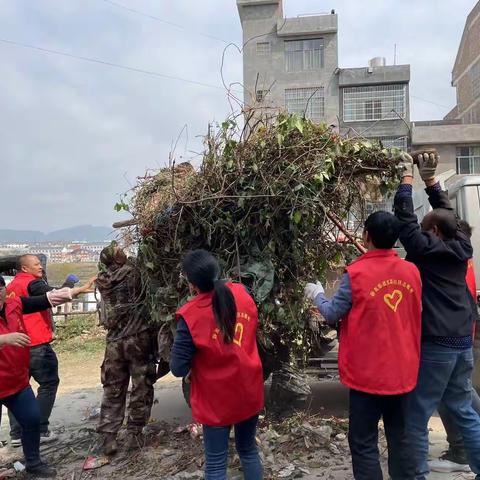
{"left": 47, "top": 262, "right": 98, "bottom": 286}
{"left": 54, "top": 314, "right": 105, "bottom": 354}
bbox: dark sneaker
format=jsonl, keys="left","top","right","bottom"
{"left": 26, "top": 462, "right": 57, "bottom": 478}
{"left": 441, "top": 448, "right": 469, "bottom": 464}
{"left": 102, "top": 434, "right": 118, "bottom": 456}
{"left": 429, "top": 449, "right": 471, "bottom": 473}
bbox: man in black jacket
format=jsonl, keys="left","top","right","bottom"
{"left": 394, "top": 152, "right": 480, "bottom": 479}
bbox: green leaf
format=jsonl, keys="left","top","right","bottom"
{"left": 314, "top": 173, "right": 325, "bottom": 185}
{"left": 293, "top": 211, "right": 302, "bottom": 224}
{"left": 292, "top": 115, "right": 304, "bottom": 134}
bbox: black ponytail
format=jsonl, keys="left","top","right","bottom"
{"left": 182, "top": 250, "right": 237, "bottom": 343}
{"left": 212, "top": 280, "right": 237, "bottom": 343}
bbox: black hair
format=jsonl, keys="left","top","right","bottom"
{"left": 182, "top": 249, "right": 237, "bottom": 343}
{"left": 458, "top": 219, "right": 473, "bottom": 238}
{"left": 364, "top": 211, "right": 400, "bottom": 249}
{"left": 16, "top": 254, "right": 33, "bottom": 271}
{"left": 0, "top": 275, "right": 5, "bottom": 287}
{"left": 424, "top": 209, "right": 457, "bottom": 240}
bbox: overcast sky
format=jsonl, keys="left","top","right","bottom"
{"left": 0, "top": 0, "right": 477, "bottom": 232}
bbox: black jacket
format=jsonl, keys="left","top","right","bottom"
{"left": 394, "top": 186, "right": 473, "bottom": 338}
{"left": 27, "top": 278, "right": 75, "bottom": 297}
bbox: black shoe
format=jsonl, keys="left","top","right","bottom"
{"left": 441, "top": 448, "right": 469, "bottom": 465}
{"left": 26, "top": 462, "right": 57, "bottom": 478}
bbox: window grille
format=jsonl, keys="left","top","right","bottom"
{"left": 343, "top": 84, "right": 406, "bottom": 122}
{"left": 285, "top": 87, "right": 325, "bottom": 122}
{"left": 471, "top": 59, "right": 480, "bottom": 100}
{"left": 256, "top": 90, "right": 267, "bottom": 102}
{"left": 456, "top": 146, "right": 480, "bottom": 174}
{"left": 256, "top": 42, "right": 271, "bottom": 56}
{"left": 370, "top": 136, "right": 408, "bottom": 150}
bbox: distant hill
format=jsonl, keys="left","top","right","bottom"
{"left": 0, "top": 225, "right": 112, "bottom": 243}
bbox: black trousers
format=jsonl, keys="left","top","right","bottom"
{"left": 348, "top": 389, "right": 414, "bottom": 480}
{"left": 8, "top": 343, "right": 60, "bottom": 438}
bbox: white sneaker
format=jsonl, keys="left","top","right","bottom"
{"left": 10, "top": 438, "right": 22, "bottom": 448}
{"left": 40, "top": 431, "right": 58, "bottom": 444}
{"left": 429, "top": 458, "right": 471, "bottom": 473}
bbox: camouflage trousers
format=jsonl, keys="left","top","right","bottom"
{"left": 97, "top": 330, "right": 157, "bottom": 435}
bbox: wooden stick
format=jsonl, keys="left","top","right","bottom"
{"left": 112, "top": 219, "right": 138, "bottom": 229}
{"left": 325, "top": 211, "right": 367, "bottom": 254}
{"left": 409, "top": 148, "right": 438, "bottom": 164}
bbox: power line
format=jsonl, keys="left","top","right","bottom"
{"left": 0, "top": 37, "right": 225, "bottom": 91}
{"left": 102, "top": 0, "right": 230, "bottom": 45}
{"left": 410, "top": 95, "right": 450, "bottom": 110}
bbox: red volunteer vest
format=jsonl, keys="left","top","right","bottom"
{"left": 7, "top": 273, "right": 52, "bottom": 347}
{"left": 177, "top": 283, "right": 264, "bottom": 426}
{"left": 339, "top": 250, "right": 422, "bottom": 395}
{"left": 467, "top": 259, "right": 477, "bottom": 301}
{"left": 0, "top": 298, "right": 30, "bottom": 399}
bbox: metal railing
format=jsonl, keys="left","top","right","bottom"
{"left": 52, "top": 299, "right": 99, "bottom": 323}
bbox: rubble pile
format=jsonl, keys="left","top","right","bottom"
{"left": 12, "top": 414, "right": 354, "bottom": 479}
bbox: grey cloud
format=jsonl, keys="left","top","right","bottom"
{"left": 0, "top": 0, "right": 476, "bottom": 231}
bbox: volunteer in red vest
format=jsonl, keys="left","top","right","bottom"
{"left": 305, "top": 211, "right": 422, "bottom": 480}
{"left": 0, "top": 274, "right": 94, "bottom": 478}
{"left": 6, "top": 254, "right": 79, "bottom": 447}
{"left": 170, "top": 249, "right": 264, "bottom": 480}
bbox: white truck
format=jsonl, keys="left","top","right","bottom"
{"left": 413, "top": 171, "right": 480, "bottom": 298}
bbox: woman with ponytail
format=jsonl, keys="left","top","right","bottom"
{"left": 170, "top": 250, "right": 264, "bottom": 480}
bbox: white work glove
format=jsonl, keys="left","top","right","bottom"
{"left": 397, "top": 151, "right": 414, "bottom": 178}
{"left": 416, "top": 152, "right": 439, "bottom": 182}
{"left": 304, "top": 281, "right": 325, "bottom": 301}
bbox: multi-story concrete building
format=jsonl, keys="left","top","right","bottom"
{"left": 237, "top": 0, "right": 410, "bottom": 149}
{"left": 411, "top": 0, "right": 480, "bottom": 178}
{"left": 445, "top": 0, "right": 480, "bottom": 125}
{"left": 338, "top": 64, "right": 410, "bottom": 150}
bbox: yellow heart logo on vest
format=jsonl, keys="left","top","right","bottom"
{"left": 384, "top": 290, "right": 403, "bottom": 313}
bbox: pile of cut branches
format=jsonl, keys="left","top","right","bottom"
{"left": 121, "top": 113, "right": 402, "bottom": 363}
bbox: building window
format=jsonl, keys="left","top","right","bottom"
{"left": 256, "top": 90, "right": 267, "bottom": 102}
{"left": 343, "top": 84, "right": 407, "bottom": 122}
{"left": 464, "top": 107, "right": 480, "bottom": 124}
{"left": 285, "top": 39, "right": 324, "bottom": 72}
{"left": 256, "top": 42, "right": 271, "bottom": 57}
{"left": 470, "top": 59, "right": 480, "bottom": 100}
{"left": 456, "top": 146, "right": 480, "bottom": 174}
{"left": 285, "top": 87, "right": 325, "bottom": 122}
{"left": 347, "top": 198, "right": 394, "bottom": 232}
{"left": 370, "top": 136, "right": 408, "bottom": 150}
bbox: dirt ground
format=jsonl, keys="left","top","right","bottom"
{"left": 0, "top": 347, "right": 475, "bottom": 479}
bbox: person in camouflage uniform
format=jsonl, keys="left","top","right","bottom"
{"left": 96, "top": 243, "right": 156, "bottom": 455}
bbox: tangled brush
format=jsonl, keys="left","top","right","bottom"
{"left": 122, "top": 113, "right": 403, "bottom": 364}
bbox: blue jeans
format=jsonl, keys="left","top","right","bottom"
{"left": 202, "top": 415, "right": 263, "bottom": 480}
{"left": 349, "top": 390, "right": 414, "bottom": 479}
{"left": 8, "top": 343, "right": 59, "bottom": 438}
{"left": 0, "top": 387, "right": 41, "bottom": 468}
{"left": 406, "top": 342, "right": 480, "bottom": 479}
{"left": 438, "top": 387, "right": 480, "bottom": 453}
